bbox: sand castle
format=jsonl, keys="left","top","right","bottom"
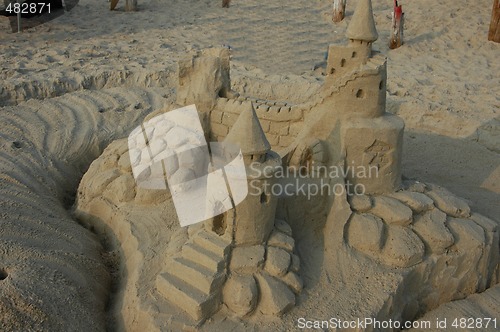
{"left": 73, "top": 0, "right": 499, "bottom": 329}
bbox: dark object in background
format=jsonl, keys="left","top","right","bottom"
{"left": 1, "top": 0, "right": 63, "bottom": 18}
{"left": 389, "top": 0, "right": 404, "bottom": 49}
{"left": 222, "top": 0, "right": 230, "bottom": 8}
{"left": 332, "top": 0, "right": 347, "bottom": 23}
{"left": 0, "top": 0, "right": 78, "bottom": 32}
{"left": 489, "top": 0, "right": 499, "bottom": 42}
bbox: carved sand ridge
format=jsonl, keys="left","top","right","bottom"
{"left": 0, "top": 87, "right": 168, "bottom": 331}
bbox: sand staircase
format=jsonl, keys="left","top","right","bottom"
{"left": 156, "top": 228, "right": 231, "bottom": 323}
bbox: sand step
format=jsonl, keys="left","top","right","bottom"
{"left": 192, "top": 230, "right": 231, "bottom": 257}
{"left": 156, "top": 229, "right": 230, "bottom": 322}
{"left": 156, "top": 272, "right": 221, "bottom": 322}
{"left": 166, "top": 257, "right": 226, "bottom": 294}
{"left": 181, "top": 242, "right": 226, "bottom": 273}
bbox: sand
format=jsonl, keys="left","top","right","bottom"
{"left": 0, "top": 0, "right": 498, "bottom": 331}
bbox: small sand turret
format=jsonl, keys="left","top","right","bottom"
{"left": 224, "top": 102, "right": 271, "bottom": 164}
{"left": 346, "top": 0, "right": 379, "bottom": 45}
{"left": 224, "top": 102, "right": 281, "bottom": 245}
{"left": 326, "top": 0, "right": 379, "bottom": 76}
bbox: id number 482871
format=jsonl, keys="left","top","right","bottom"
{"left": 452, "top": 317, "right": 497, "bottom": 329}
{"left": 6, "top": 2, "right": 51, "bottom": 14}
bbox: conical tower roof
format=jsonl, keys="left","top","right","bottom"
{"left": 224, "top": 102, "right": 271, "bottom": 156}
{"left": 346, "top": 0, "right": 378, "bottom": 43}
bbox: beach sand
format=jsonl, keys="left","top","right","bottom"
{"left": 0, "top": 0, "right": 498, "bottom": 330}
